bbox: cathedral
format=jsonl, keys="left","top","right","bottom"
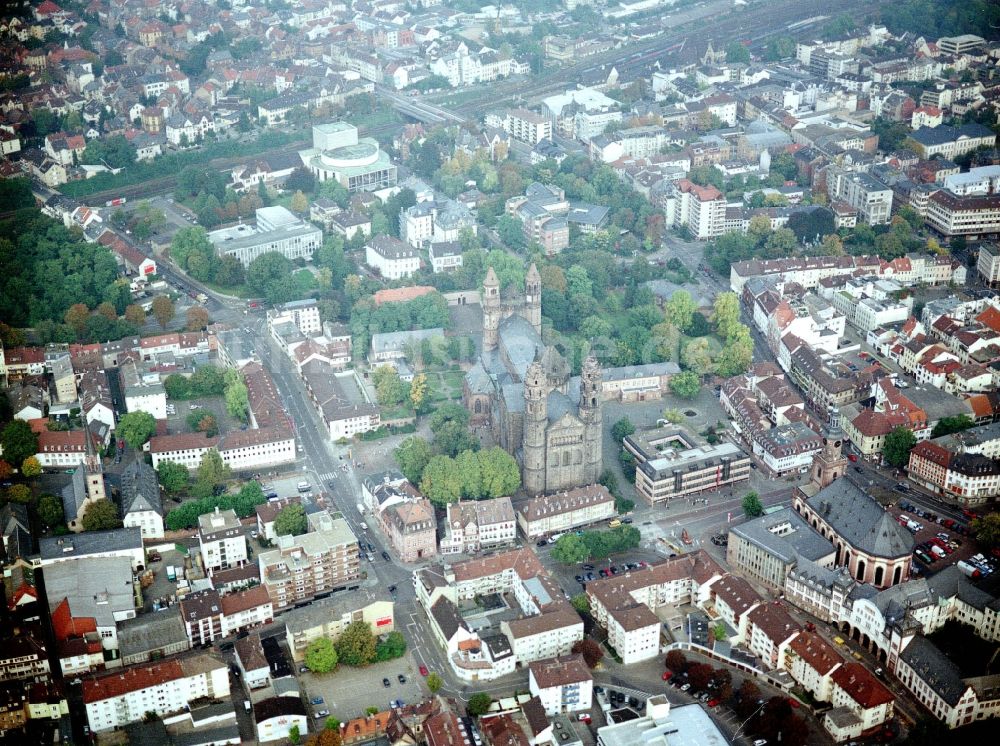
{"left": 464, "top": 264, "right": 603, "bottom": 496}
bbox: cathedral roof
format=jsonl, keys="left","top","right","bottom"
{"left": 546, "top": 391, "right": 578, "bottom": 424}
{"left": 540, "top": 345, "right": 569, "bottom": 381}
{"left": 499, "top": 314, "right": 543, "bottom": 380}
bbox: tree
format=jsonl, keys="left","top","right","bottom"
{"left": 467, "top": 693, "right": 493, "bottom": 717}
{"left": 681, "top": 338, "right": 714, "bottom": 376}
{"left": 669, "top": 371, "right": 701, "bottom": 399}
{"left": 420, "top": 455, "right": 464, "bottom": 505}
{"left": 395, "top": 437, "right": 433, "bottom": 484}
{"left": 665, "top": 650, "right": 688, "bottom": 673}
{"left": 5, "top": 484, "right": 32, "bottom": 504}
{"left": 304, "top": 638, "right": 338, "bottom": 673}
{"left": 712, "top": 292, "right": 742, "bottom": 340}
{"left": 285, "top": 167, "right": 316, "bottom": 194}
{"left": 551, "top": 534, "right": 591, "bottom": 564}
{"left": 335, "top": 620, "right": 377, "bottom": 666}
{"left": 124, "top": 304, "right": 146, "bottom": 326}
{"left": 430, "top": 403, "right": 471, "bottom": 433}
{"left": 571, "top": 638, "right": 604, "bottom": 668}
{"left": 96, "top": 301, "right": 117, "bottom": 321}
{"left": 20, "top": 456, "right": 42, "bottom": 478}
{"left": 409, "top": 373, "right": 429, "bottom": 411}
{"left": 611, "top": 417, "right": 635, "bottom": 443}
{"left": 434, "top": 420, "right": 479, "bottom": 457}
{"left": 274, "top": 503, "right": 308, "bottom": 536}
{"left": 117, "top": 411, "right": 157, "bottom": 449}
{"left": 224, "top": 369, "right": 250, "bottom": 421}
{"left": 687, "top": 662, "right": 714, "bottom": 690}
{"left": 186, "top": 306, "right": 209, "bottom": 331}
{"left": 2, "top": 420, "right": 39, "bottom": 468}
{"left": 81, "top": 499, "right": 123, "bottom": 531}
{"left": 290, "top": 190, "right": 309, "bottom": 214}
{"left": 571, "top": 593, "right": 590, "bottom": 614}
{"left": 734, "top": 679, "right": 762, "bottom": 718}
{"left": 195, "top": 449, "right": 231, "bottom": 494}
{"left": 290, "top": 723, "right": 301, "bottom": 745}
{"left": 715, "top": 337, "right": 753, "bottom": 377}
{"left": 157, "top": 461, "right": 190, "bottom": 494}
{"left": 372, "top": 365, "right": 409, "bottom": 407}
{"left": 971, "top": 513, "right": 1000, "bottom": 550}
{"left": 742, "top": 491, "right": 764, "bottom": 518}
{"left": 664, "top": 290, "right": 697, "bottom": 330}
{"left": 64, "top": 303, "right": 90, "bottom": 335}
{"left": 38, "top": 493, "right": 65, "bottom": 527}
{"left": 375, "top": 631, "right": 407, "bottom": 661}
{"left": 151, "top": 296, "right": 175, "bottom": 329}
{"left": 884, "top": 427, "right": 917, "bottom": 467}
{"left": 426, "top": 672, "right": 443, "bottom": 693}
{"left": 931, "top": 415, "right": 975, "bottom": 438}
{"left": 247, "top": 251, "right": 295, "bottom": 301}
{"left": 0, "top": 461, "right": 12, "bottom": 482}
{"left": 725, "top": 40, "right": 751, "bottom": 63}
{"left": 477, "top": 447, "right": 520, "bottom": 497}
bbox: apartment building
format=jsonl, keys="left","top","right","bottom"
{"left": 624, "top": 429, "right": 751, "bottom": 505}
{"left": 366, "top": 234, "right": 421, "bottom": 279}
{"left": 502, "top": 608, "right": 583, "bottom": 664}
{"left": 605, "top": 604, "right": 661, "bottom": 664}
{"left": 504, "top": 108, "right": 552, "bottom": 145}
{"left": 178, "top": 586, "right": 274, "bottom": 646}
{"left": 527, "top": 655, "right": 593, "bottom": 715}
{"left": 978, "top": 244, "right": 1000, "bottom": 287}
{"left": 827, "top": 169, "right": 892, "bottom": 225}
{"left": 198, "top": 508, "right": 248, "bottom": 573}
{"left": 907, "top": 123, "right": 996, "bottom": 160}
{"left": 825, "top": 663, "right": 896, "bottom": 743}
{"left": 267, "top": 298, "right": 322, "bottom": 337}
{"left": 440, "top": 497, "right": 517, "bottom": 555}
{"left": 661, "top": 179, "right": 727, "bottom": 239}
{"left": 258, "top": 512, "right": 361, "bottom": 612}
{"left": 383, "top": 498, "right": 437, "bottom": 563}
{"left": 82, "top": 653, "right": 230, "bottom": 733}
{"left": 515, "top": 484, "right": 616, "bottom": 538}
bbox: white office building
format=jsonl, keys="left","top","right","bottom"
{"left": 208, "top": 206, "right": 321, "bottom": 267}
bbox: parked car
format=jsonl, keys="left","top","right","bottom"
{"left": 577, "top": 714, "right": 591, "bottom": 723}
{"left": 315, "top": 710, "right": 330, "bottom": 719}
{"left": 419, "top": 665, "right": 429, "bottom": 676}
{"left": 381, "top": 550, "right": 390, "bottom": 561}
{"left": 383, "top": 678, "right": 391, "bottom": 688}
{"left": 398, "top": 674, "right": 406, "bottom": 684}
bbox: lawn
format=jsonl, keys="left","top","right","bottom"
{"left": 429, "top": 369, "right": 465, "bottom": 401}
{"left": 381, "top": 403, "right": 415, "bottom": 421}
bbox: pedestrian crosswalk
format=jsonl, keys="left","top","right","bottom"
{"left": 318, "top": 471, "right": 339, "bottom": 482}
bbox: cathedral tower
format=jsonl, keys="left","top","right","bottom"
{"left": 579, "top": 354, "right": 603, "bottom": 485}
{"left": 810, "top": 408, "right": 849, "bottom": 490}
{"left": 522, "top": 359, "right": 548, "bottom": 495}
{"left": 483, "top": 266, "right": 501, "bottom": 352}
{"left": 525, "top": 263, "right": 542, "bottom": 337}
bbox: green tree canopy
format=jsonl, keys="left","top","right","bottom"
{"left": 426, "top": 672, "right": 443, "bottom": 693}
{"left": 467, "top": 693, "right": 493, "bottom": 717}
{"left": 551, "top": 534, "right": 590, "bottom": 564}
{"left": 38, "top": 494, "right": 65, "bottom": 527}
{"left": 20, "top": 455, "right": 42, "bottom": 478}
{"left": 335, "top": 620, "right": 377, "bottom": 666}
{"left": 117, "top": 411, "right": 157, "bottom": 449}
{"left": 611, "top": 417, "right": 635, "bottom": 443}
{"left": 82, "top": 499, "right": 123, "bottom": 531}
{"left": 971, "top": 513, "right": 1000, "bottom": 550}
{"left": 884, "top": 427, "right": 917, "bottom": 467}
{"left": 669, "top": 371, "right": 701, "bottom": 399}
{"left": 274, "top": 503, "right": 308, "bottom": 536}
{"left": 395, "top": 436, "right": 433, "bottom": 484}
{"left": 742, "top": 491, "right": 764, "bottom": 518}
{"left": 157, "top": 461, "right": 190, "bottom": 494}
{"left": 375, "top": 631, "right": 407, "bottom": 661}
{"left": 1, "top": 420, "right": 39, "bottom": 468}
{"left": 931, "top": 415, "right": 975, "bottom": 439}
{"left": 304, "top": 638, "right": 338, "bottom": 673}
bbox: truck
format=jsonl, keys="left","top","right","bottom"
{"left": 166, "top": 566, "right": 177, "bottom": 582}
{"left": 957, "top": 561, "right": 981, "bottom": 579}
{"left": 105, "top": 197, "right": 127, "bottom": 207}
{"left": 195, "top": 292, "right": 208, "bottom": 304}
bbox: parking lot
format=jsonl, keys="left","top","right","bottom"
{"left": 298, "top": 652, "right": 428, "bottom": 721}
{"left": 163, "top": 395, "right": 246, "bottom": 440}
{"left": 891, "top": 499, "right": 993, "bottom": 579}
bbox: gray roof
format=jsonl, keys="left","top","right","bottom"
{"left": 283, "top": 592, "right": 392, "bottom": 635}
{"left": 730, "top": 507, "right": 834, "bottom": 565}
{"left": 61, "top": 468, "right": 89, "bottom": 523}
{"left": 787, "top": 555, "right": 854, "bottom": 591}
{"left": 498, "top": 314, "right": 542, "bottom": 380}
{"left": 370, "top": 327, "right": 444, "bottom": 357}
{"left": 806, "top": 480, "right": 913, "bottom": 559}
{"left": 173, "top": 724, "right": 242, "bottom": 746}
{"left": 117, "top": 606, "right": 189, "bottom": 660}
{"left": 903, "top": 385, "right": 973, "bottom": 423}
{"left": 430, "top": 596, "right": 466, "bottom": 641}
{"left": 603, "top": 361, "right": 681, "bottom": 382}
{"left": 898, "top": 636, "right": 969, "bottom": 706}
{"left": 120, "top": 460, "right": 162, "bottom": 517}
{"left": 38, "top": 527, "right": 143, "bottom": 561}
{"left": 465, "top": 360, "right": 493, "bottom": 395}
{"left": 546, "top": 390, "right": 577, "bottom": 424}
{"left": 44, "top": 556, "right": 135, "bottom": 628}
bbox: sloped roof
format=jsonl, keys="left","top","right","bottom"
{"left": 119, "top": 460, "right": 162, "bottom": 517}
{"left": 806, "top": 479, "right": 913, "bottom": 559}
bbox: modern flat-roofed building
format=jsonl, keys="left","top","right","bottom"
{"left": 504, "top": 109, "right": 552, "bottom": 145}
{"left": 208, "top": 206, "right": 322, "bottom": 267}
{"left": 597, "top": 697, "right": 729, "bottom": 746}
{"left": 624, "top": 428, "right": 751, "bottom": 505}
{"left": 727, "top": 507, "right": 835, "bottom": 590}
{"left": 258, "top": 512, "right": 360, "bottom": 611}
{"left": 198, "top": 508, "right": 248, "bottom": 573}
{"left": 284, "top": 595, "right": 394, "bottom": 660}
{"left": 299, "top": 122, "right": 397, "bottom": 192}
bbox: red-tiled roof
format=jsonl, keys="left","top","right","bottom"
{"left": 831, "top": 662, "right": 895, "bottom": 709}
{"left": 373, "top": 286, "right": 435, "bottom": 305}
{"left": 82, "top": 659, "right": 185, "bottom": 703}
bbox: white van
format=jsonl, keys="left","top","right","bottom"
{"left": 357, "top": 503, "right": 366, "bottom": 515}
{"left": 297, "top": 481, "right": 311, "bottom": 492}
